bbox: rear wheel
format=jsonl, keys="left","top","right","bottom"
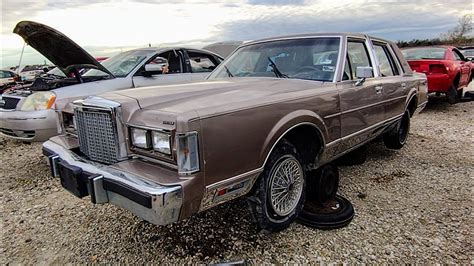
{"left": 384, "top": 110, "right": 410, "bottom": 150}
{"left": 446, "top": 84, "right": 460, "bottom": 104}
{"left": 247, "top": 141, "right": 306, "bottom": 232}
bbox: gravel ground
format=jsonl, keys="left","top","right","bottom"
{"left": 1, "top": 95, "right": 473, "bottom": 264}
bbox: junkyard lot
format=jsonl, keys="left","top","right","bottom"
{"left": 1, "top": 94, "right": 473, "bottom": 263}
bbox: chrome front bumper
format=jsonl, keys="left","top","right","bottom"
{"left": 42, "top": 140, "right": 182, "bottom": 226}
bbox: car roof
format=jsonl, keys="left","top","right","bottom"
{"left": 242, "top": 32, "right": 394, "bottom": 46}
{"left": 402, "top": 46, "right": 454, "bottom": 50}
{"left": 127, "top": 47, "right": 223, "bottom": 59}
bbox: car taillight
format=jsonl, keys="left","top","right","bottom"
{"left": 429, "top": 64, "right": 448, "bottom": 74}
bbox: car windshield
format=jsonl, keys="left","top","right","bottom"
{"left": 402, "top": 48, "right": 446, "bottom": 60}
{"left": 83, "top": 50, "right": 152, "bottom": 78}
{"left": 208, "top": 37, "right": 341, "bottom": 82}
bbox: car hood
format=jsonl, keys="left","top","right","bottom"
{"left": 13, "top": 21, "right": 113, "bottom": 77}
{"left": 107, "top": 77, "right": 333, "bottom": 117}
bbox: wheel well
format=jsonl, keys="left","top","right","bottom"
{"left": 453, "top": 73, "right": 460, "bottom": 87}
{"left": 407, "top": 96, "right": 417, "bottom": 117}
{"left": 281, "top": 124, "right": 323, "bottom": 169}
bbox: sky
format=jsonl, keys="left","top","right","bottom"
{"left": 0, "top": 0, "right": 472, "bottom": 68}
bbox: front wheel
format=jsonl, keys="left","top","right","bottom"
{"left": 247, "top": 141, "right": 306, "bottom": 232}
{"left": 384, "top": 110, "right": 411, "bottom": 150}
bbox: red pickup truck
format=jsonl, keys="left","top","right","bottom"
{"left": 402, "top": 46, "right": 472, "bottom": 104}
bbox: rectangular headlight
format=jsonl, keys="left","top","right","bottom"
{"left": 176, "top": 132, "right": 199, "bottom": 175}
{"left": 151, "top": 131, "right": 171, "bottom": 155}
{"left": 131, "top": 128, "right": 149, "bottom": 149}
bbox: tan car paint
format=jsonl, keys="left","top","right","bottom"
{"left": 54, "top": 34, "right": 428, "bottom": 220}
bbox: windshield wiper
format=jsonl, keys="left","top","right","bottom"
{"left": 224, "top": 65, "right": 234, "bottom": 77}
{"left": 267, "top": 57, "right": 288, "bottom": 78}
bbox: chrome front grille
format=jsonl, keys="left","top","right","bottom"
{"left": 74, "top": 108, "right": 119, "bottom": 164}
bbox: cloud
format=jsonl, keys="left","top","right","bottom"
{"left": 1, "top": 0, "right": 110, "bottom": 34}
{"left": 247, "top": 0, "right": 309, "bottom": 5}
{"left": 1, "top": 0, "right": 471, "bottom": 68}
{"left": 210, "top": 1, "right": 468, "bottom": 42}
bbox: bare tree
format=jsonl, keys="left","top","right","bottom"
{"left": 441, "top": 14, "right": 473, "bottom": 41}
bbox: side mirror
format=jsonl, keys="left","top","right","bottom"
{"left": 355, "top": 66, "right": 373, "bottom": 86}
{"left": 356, "top": 66, "right": 373, "bottom": 78}
{"left": 144, "top": 64, "right": 164, "bottom": 73}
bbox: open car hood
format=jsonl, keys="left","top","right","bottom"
{"left": 13, "top": 21, "right": 114, "bottom": 77}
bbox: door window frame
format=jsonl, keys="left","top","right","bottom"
{"left": 133, "top": 49, "right": 186, "bottom": 77}
{"left": 371, "top": 41, "right": 401, "bottom": 77}
{"left": 184, "top": 49, "right": 222, "bottom": 73}
{"left": 339, "top": 37, "right": 375, "bottom": 83}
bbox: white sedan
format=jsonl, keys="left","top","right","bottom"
{"left": 0, "top": 21, "right": 223, "bottom": 142}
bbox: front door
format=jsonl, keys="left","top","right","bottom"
{"left": 337, "top": 39, "right": 384, "bottom": 152}
{"left": 132, "top": 49, "right": 193, "bottom": 88}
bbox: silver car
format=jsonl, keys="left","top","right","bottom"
{"left": 0, "top": 21, "right": 223, "bottom": 141}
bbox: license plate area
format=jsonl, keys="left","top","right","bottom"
{"left": 58, "top": 161, "right": 89, "bottom": 198}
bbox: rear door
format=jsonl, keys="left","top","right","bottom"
{"left": 337, "top": 38, "right": 384, "bottom": 152}
{"left": 371, "top": 41, "right": 408, "bottom": 120}
{"left": 132, "top": 49, "right": 193, "bottom": 88}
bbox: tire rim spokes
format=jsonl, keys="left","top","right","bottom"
{"left": 270, "top": 158, "right": 304, "bottom": 216}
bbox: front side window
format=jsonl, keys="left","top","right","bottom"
{"left": 346, "top": 41, "right": 372, "bottom": 80}
{"left": 134, "top": 50, "right": 184, "bottom": 76}
{"left": 373, "top": 44, "right": 398, "bottom": 77}
{"left": 208, "top": 37, "right": 341, "bottom": 82}
{"left": 84, "top": 50, "right": 153, "bottom": 78}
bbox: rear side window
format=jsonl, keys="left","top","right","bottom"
{"left": 344, "top": 41, "right": 372, "bottom": 80}
{"left": 373, "top": 44, "right": 399, "bottom": 76}
{"left": 188, "top": 51, "right": 219, "bottom": 73}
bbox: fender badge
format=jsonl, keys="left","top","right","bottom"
{"left": 163, "top": 121, "right": 175, "bottom": 125}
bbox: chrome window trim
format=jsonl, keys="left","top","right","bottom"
{"left": 341, "top": 36, "right": 378, "bottom": 81}
{"left": 370, "top": 39, "right": 402, "bottom": 77}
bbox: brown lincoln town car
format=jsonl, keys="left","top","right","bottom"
{"left": 43, "top": 33, "right": 428, "bottom": 232}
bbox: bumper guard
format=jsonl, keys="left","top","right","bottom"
{"left": 42, "top": 140, "right": 182, "bottom": 226}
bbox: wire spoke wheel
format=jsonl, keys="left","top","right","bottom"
{"left": 269, "top": 157, "right": 304, "bottom": 216}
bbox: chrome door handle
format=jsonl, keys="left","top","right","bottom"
{"left": 375, "top": 86, "right": 383, "bottom": 94}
